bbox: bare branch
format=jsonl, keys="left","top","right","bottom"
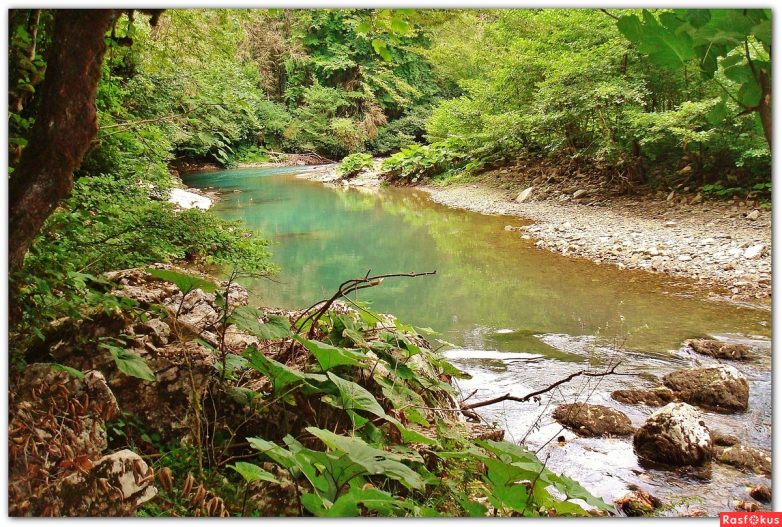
{"left": 461, "top": 362, "right": 628, "bottom": 411}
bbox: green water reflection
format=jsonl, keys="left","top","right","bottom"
{"left": 184, "top": 167, "right": 770, "bottom": 355}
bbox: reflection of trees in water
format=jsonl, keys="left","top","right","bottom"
{"left": 202, "top": 173, "right": 768, "bottom": 354}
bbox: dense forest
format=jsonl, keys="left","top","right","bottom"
{"left": 7, "top": 8, "right": 772, "bottom": 517}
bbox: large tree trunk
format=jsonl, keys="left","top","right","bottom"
{"left": 8, "top": 9, "right": 118, "bottom": 273}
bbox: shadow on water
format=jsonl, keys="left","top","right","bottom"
{"left": 185, "top": 166, "right": 771, "bottom": 516}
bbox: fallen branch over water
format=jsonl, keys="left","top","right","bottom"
{"left": 461, "top": 362, "right": 628, "bottom": 411}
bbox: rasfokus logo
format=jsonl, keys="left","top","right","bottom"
{"left": 721, "top": 513, "right": 782, "bottom": 526}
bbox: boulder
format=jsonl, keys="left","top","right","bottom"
{"left": 746, "top": 209, "right": 760, "bottom": 221}
{"left": 686, "top": 339, "right": 751, "bottom": 361}
{"left": 663, "top": 365, "right": 749, "bottom": 412}
{"left": 633, "top": 403, "right": 712, "bottom": 466}
{"left": 57, "top": 450, "right": 157, "bottom": 516}
{"left": 611, "top": 387, "right": 675, "bottom": 407}
{"left": 714, "top": 444, "right": 771, "bottom": 476}
{"left": 552, "top": 403, "right": 634, "bottom": 437}
{"left": 9, "top": 364, "right": 155, "bottom": 516}
{"left": 515, "top": 187, "right": 535, "bottom": 203}
{"left": 750, "top": 485, "right": 772, "bottom": 503}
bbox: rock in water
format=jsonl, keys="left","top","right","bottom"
{"left": 663, "top": 365, "right": 749, "bottom": 412}
{"left": 714, "top": 444, "right": 772, "bottom": 476}
{"left": 515, "top": 186, "right": 535, "bottom": 203}
{"left": 750, "top": 485, "right": 772, "bottom": 503}
{"left": 615, "top": 488, "right": 663, "bottom": 517}
{"left": 686, "top": 339, "right": 751, "bottom": 361}
{"left": 552, "top": 403, "right": 634, "bottom": 437}
{"left": 611, "top": 387, "right": 675, "bottom": 407}
{"left": 633, "top": 403, "right": 712, "bottom": 466}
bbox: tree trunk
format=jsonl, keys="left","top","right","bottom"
{"left": 8, "top": 9, "right": 118, "bottom": 273}
{"left": 758, "top": 69, "right": 772, "bottom": 151}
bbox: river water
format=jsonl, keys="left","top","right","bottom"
{"left": 185, "top": 166, "right": 771, "bottom": 516}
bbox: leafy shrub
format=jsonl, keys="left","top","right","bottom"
{"left": 337, "top": 153, "right": 374, "bottom": 178}
{"left": 380, "top": 139, "right": 466, "bottom": 182}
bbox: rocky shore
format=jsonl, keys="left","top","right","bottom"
{"left": 422, "top": 183, "right": 770, "bottom": 306}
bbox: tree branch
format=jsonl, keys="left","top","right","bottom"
{"left": 461, "top": 362, "right": 627, "bottom": 411}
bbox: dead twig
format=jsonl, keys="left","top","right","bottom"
{"left": 461, "top": 362, "right": 628, "bottom": 411}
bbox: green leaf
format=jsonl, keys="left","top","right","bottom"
{"left": 145, "top": 267, "right": 216, "bottom": 294}
{"left": 229, "top": 306, "right": 290, "bottom": 340}
{"left": 296, "top": 337, "right": 367, "bottom": 371}
{"left": 326, "top": 371, "right": 386, "bottom": 418}
{"left": 50, "top": 363, "right": 85, "bottom": 380}
{"left": 706, "top": 101, "right": 728, "bottom": 125}
{"left": 229, "top": 461, "right": 279, "bottom": 484}
{"left": 738, "top": 80, "right": 762, "bottom": 107}
{"left": 244, "top": 346, "right": 328, "bottom": 396}
{"left": 390, "top": 16, "right": 410, "bottom": 35}
{"left": 371, "top": 39, "right": 392, "bottom": 61}
{"left": 355, "top": 20, "right": 371, "bottom": 34}
{"left": 306, "top": 427, "right": 425, "bottom": 491}
{"left": 101, "top": 343, "right": 156, "bottom": 381}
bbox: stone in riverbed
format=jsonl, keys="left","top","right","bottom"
{"left": 614, "top": 488, "right": 663, "bottom": 517}
{"left": 686, "top": 339, "right": 751, "bottom": 361}
{"left": 714, "top": 444, "right": 771, "bottom": 476}
{"left": 663, "top": 365, "right": 749, "bottom": 413}
{"left": 611, "top": 387, "right": 675, "bottom": 407}
{"left": 515, "top": 186, "right": 535, "bottom": 202}
{"left": 572, "top": 189, "right": 589, "bottom": 199}
{"left": 750, "top": 485, "right": 772, "bottom": 503}
{"left": 633, "top": 403, "right": 712, "bottom": 466}
{"left": 710, "top": 430, "right": 740, "bottom": 447}
{"left": 744, "top": 244, "right": 765, "bottom": 259}
{"left": 746, "top": 209, "right": 760, "bottom": 221}
{"left": 552, "top": 403, "right": 634, "bottom": 437}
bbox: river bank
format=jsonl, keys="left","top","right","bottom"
{"left": 292, "top": 162, "right": 770, "bottom": 307}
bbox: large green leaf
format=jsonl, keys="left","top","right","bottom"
{"left": 145, "top": 267, "right": 217, "bottom": 294}
{"left": 101, "top": 343, "right": 156, "bottom": 381}
{"left": 297, "top": 337, "right": 367, "bottom": 370}
{"left": 306, "top": 427, "right": 425, "bottom": 491}
{"left": 618, "top": 10, "right": 695, "bottom": 69}
{"left": 229, "top": 461, "right": 279, "bottom": 484}
{"left": 326, "top": 371, "right": 386, "bottom": 418}
{"left": 244, "top": 346, "right": 328, "bottom": 396}
{"left": 229, "top": 306, "right": 290, "bottom": 340}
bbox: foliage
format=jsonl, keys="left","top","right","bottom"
{"left": 380, "top": 139, "right": 466, "bottom": 182}
{"left": 337, "top": 153, "right": 374, "bottom": 178}
{"left": 224, "top": 301, "right": 610, "bottom": 517}
{"left": 616, "top": 9, "right": 771, "bottom": 133}
{"left": 414, "top": 9, "right": 770, "bottom": 186}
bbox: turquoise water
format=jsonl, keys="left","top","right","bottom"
{"left": 183, "top": 167, "right": 770, "bottom": 356}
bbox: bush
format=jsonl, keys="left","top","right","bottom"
{"left": 337, "top": 153, "right": 374, "bottom": 178}
{"left": 380, "top": 139, "right": 466, "bottom": 182}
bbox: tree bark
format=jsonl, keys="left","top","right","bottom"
{"left": 8, "top": 9, "right": 118, "bottom": 273}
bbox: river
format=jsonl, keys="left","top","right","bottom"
{"left": 184, "top": 166, "right": 771, "bottom": 516}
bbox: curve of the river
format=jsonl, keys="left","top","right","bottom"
{"left": 185, "top": 166, "right": 771, "bottom": 516}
